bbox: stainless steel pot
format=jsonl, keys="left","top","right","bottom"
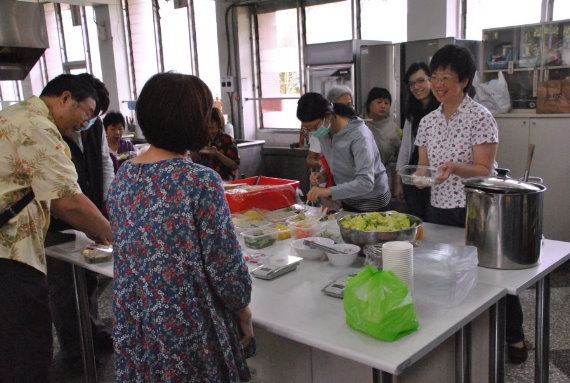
{"left": 463, "top": 169, "right": 546, "bottom": 269}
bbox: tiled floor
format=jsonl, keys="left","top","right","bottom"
{"left": 50, "top": 261, "right": 570, "bottom": 383}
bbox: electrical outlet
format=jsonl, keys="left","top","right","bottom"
{"left": 221, "top": 76, "right": 234, "bottom": 92}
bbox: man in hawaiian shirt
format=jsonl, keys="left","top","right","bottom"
{"left": 0, "top": 74, "right": 113, "bottom": 382}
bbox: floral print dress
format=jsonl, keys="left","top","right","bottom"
{"left": 196, "top": 132, "right": 240, "bottom": 181}
{"left": 107, "top": 159, "right": 252, "bottom": 382}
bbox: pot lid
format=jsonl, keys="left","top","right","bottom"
{"left": 463, "top": 175, "right": 543, "bottom": 193}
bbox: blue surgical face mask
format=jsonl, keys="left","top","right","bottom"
{"left": 312, "top": 120, "right": 331, "bottom": 138}
{"left": 80, "top": 117, "right": 97, "bottom": 132}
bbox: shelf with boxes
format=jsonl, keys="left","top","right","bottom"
{"left": 482, "top": 19, "right": 570, "bottom": 112}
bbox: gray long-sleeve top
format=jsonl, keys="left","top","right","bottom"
{"left": 396, "top": 118, "right": 413, "bottom": 171}
{"left": 318, "top": 117, "right": 390, "bottom": 201}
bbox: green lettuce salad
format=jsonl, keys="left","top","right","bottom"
{"left": 340, "top": 212, "right": 414, "bottom": 232}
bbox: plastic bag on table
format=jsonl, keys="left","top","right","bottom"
{"left": 413, "top": 241, "right": 478, "bottom": 307}
{"left": 473, "top": 71, "right": 511, "bottom": 114}
{"left": 343, "top": 266, "right": 419, "bottom": 342}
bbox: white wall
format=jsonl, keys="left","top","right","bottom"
{"left": 94, "top": 4, "right": 132, "bottom": 116}
{"left": 407, "top": 0, "right": 461, "bottom": 40}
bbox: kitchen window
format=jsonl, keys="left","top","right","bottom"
{"left": 465, "top": 0, "right": 569, "bottom": 40}
{"left": 256, "top": 9, "right": 302, "bottom": 130}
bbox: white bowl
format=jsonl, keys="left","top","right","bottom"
{"left": 326, "top": 244, "right": 360, "bottom": 268}
{"left": 291, "top": 237, "right": 335, "bottom": 260}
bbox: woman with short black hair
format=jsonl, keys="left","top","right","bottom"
{"left": 297, "top": 92, "right": 391, "bottom": 212}
{"left": 108, "top": 72, "right": 254, "bottom": 382}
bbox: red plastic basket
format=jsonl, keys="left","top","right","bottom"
{"left": 224, "top": 176, "right": 300, "bottom": 213}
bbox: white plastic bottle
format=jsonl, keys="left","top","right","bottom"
{"left": 224, "top": 115, "right": 234, "bottom": 138}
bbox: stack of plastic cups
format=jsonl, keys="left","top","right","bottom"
{"left": 382, "top": 241, "right": 414, "bottom": 294}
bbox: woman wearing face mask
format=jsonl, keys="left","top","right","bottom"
{"left": 298, "top": 92, "right": 391, "bottom": 213}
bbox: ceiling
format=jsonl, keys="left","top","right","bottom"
{"left": 16, "top": 0, "right": 118, "bottom": 5}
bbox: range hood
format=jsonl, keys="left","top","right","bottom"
{"left": 0, "top": 0, "right": 48, "bottom": 81}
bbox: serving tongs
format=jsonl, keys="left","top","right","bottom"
{"left": 303, "top": 239, "right": 342, "bottom": 254}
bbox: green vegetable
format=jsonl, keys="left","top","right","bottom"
{"left": 244, "top": 230, "right": 276, "bottom": 249}
{"left": 340, "top": 212, "right": 413, "bottom": 232}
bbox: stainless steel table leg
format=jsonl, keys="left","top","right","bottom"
{"left": 455, "top": 324, "right": 471, "bottom": 383}
{"left": 489, "top": 297, "right": 506, "bottom": 383}
{"left": 72, "top": 265, "right": 98, "bottom": 383}
{"left": 372, "top": 368, "right": 393, "bottom": 383}
{"left": 535, "top": 274, "right": 550, "bottom": 383}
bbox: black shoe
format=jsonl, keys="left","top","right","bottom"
{"left": 93, "top": 332, "right": 113, "bottom": 354}
{"left": 93, "top": 332, "right": 114, "bottom": 354}
{"left": 508, "top": 341, "right": 528, "bottom": 364}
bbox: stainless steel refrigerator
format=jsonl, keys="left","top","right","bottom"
{"left": 304, "top": 39, "right": 390, "bottom": 112}
{"left": 358, "top": 38, "right": 483, "bottom": 126}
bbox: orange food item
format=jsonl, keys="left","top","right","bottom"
{"left": 416, "top": 226, "right": 424, "bottom": 241}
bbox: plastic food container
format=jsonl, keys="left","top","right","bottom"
{"left": 398, "top": 165, "right": 442, "bottom": 187}
{"left": 263, "top": 223, "right": 292, "bottom": 240}
{"left": 242, "top": 227, "right": 279, "bottom": 250}
{"left": 82, "top": 244, "right": 113, "bottom": 264}
{"left": 288, "top": 218, "right": 325, "bottom": 239}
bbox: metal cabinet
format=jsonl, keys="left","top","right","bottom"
{"left": 495, "top": 115, "right": 570, "bottom": 241}
{"left": 482, "top": 19, "right": 570, "bottom": 111}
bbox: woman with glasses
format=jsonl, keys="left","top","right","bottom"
{"left": 394, "top": 62, "right": 439, "bottom": 220}
{"left": 415, "top": 44, "right": 498, "bottom": 227}
{"left": 415, "top": 46, "right": 527, "bottom": 364}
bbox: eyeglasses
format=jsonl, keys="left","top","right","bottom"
{"left": 74, "top": 101, "right": 95, "bottom": 121}
{"left": 301, "top": 118, "right": 324, "bottom": 132}
{"left": 429, "top": 75, "right": 457, "bottom": 85}
{"left": 408, "top": 77, "right": 428, "bottom": 88}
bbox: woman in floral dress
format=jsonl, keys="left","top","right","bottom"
{"left": 190, "top": 106, "right": 240, "bottom": 181}
{"left": 107, "top": 72, "right": 254, "bottom": 382}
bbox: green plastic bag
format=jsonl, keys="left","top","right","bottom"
{"left": 343, "top": 266, "right": 419, "bottom": 342}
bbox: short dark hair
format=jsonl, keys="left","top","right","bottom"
{"left": 210, "top": 107, "right": 224, "bottom": 131}
{"left": 429, "top": 45, "right": 476, "bottom": 94}
{"left": 103, "top": 111, "right": 126, "bottom": 129}
{"left": 77, "top": 73, "right": 110, "bottom": 116}
{"left": 296, "top": 92, "right": 356, "bottom": 123}
{"left": 40, "top": 74, "right": 98, "bottom": 105}
{"left": 403, "top": 62, "right": 439, "bottom": 122}
{"left": 136, "top": 72, "right": 212, "bottom": 154}
{"left": 365, "top": 87, "right": 392, "bottom": 114}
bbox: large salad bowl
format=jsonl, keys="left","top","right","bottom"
{"left": 337, "top": 211, "right": 422, "bottom": 246}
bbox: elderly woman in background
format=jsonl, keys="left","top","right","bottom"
{"left": 298, "top": 92, "right": 391, "bottom": 212}
{"left": 103, "top": 111, "right": 136, "bottom": 172}
{"left": 107, "top": 72, "right": 254, "bottom": 382}
{"left": 190, "top": 106, "right": 240, "bottom": 181}
{"left": 364, "top": 87, "right": 402, "bottom": 167}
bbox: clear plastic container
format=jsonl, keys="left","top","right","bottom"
{"left": 263, "top": 222, "right": 292, "bottom": 240}
{"left": 241, "top": 227, "right": 279, "bottom": 250}
{"left": 413, "top": 241, "right": 478, "bottom": 307}
{"left": 398, "top": 165, "right": 442, "bottom": 187}
{"left": 288, "top": 218, "right": 325, "bottom": 239}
